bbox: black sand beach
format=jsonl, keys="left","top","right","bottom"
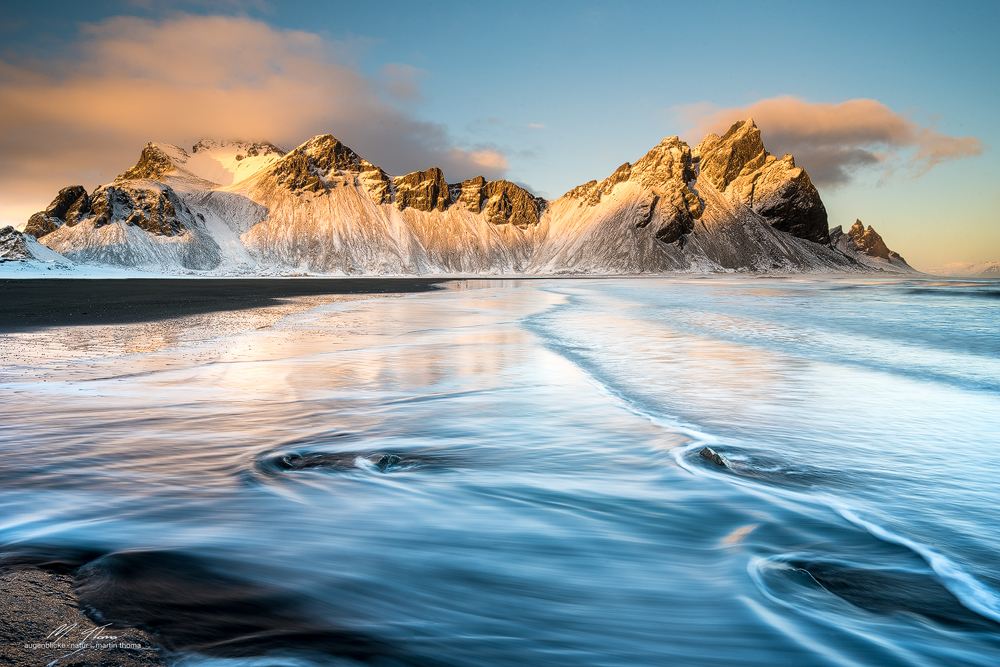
{"left": 0, "top": 278, "right": 445, "bottom": 332}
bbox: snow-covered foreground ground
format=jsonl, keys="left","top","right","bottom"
{"left": 2, "top": 277, "right": 999, "bottom": 666}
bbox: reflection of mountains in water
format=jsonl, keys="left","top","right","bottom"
{"left": 18, "top": 120, "right": 916, "bottom": 276}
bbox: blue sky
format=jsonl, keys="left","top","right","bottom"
{"left": 1, "top": 0, "right": 997, "bottom": 267}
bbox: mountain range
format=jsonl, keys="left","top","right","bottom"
{"left": 923, "top": 261, "right": 1000, "bottom": 278}
{"left": 3, "top": 120, "right": 916, "bottom": 276}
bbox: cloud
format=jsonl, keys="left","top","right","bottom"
{"left": 0, "top": 13, "right": 510, "bottom": 226}
{"left": 527, "top": 123, "right": 546, "bottom": 130}
{"left": 379, "top": 63, "right": 427, "bottom": 101}
{"left": 450, "top": 148, "right": 509, "bottom": 171}
{"left": 678, "top": 97, "right": 985, "bottom": 186}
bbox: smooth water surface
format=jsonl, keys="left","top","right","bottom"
{"left": 2, "top": 277, "right": 999, "bottom": 666}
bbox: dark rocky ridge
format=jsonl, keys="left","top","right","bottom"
{"left": 260, "top": 134, "right": 545, "bottom": 226}
{"left": 394, "top": 167, "right": 451, "bottom": 212}
{"left": 694, "top": 119, "right": 830, "bottom": 244}
{"left": 566, "top": 136, "right": 703, "bottom": 246}
{"left": 21, "top": 121, "right": 916, "bottom": 274}
{"left": 268, "top": 134, "right": 393, "bottom": 202}
{"left": 87, "top": 182, "right": 189, "bottom": 236}
{"left": 481, "top": 180, "right": 547, "bottom": 228}
{"left": 0, "top": 226, "right": 31, "bottom": 261}
{"left": 25, "top": 185, "right": 92, "bottom": 238}
{"left": 829, "top": 219, "right": 905, "bottom": 262}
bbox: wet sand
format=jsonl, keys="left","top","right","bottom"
{"left": 0, "top": 278, "right": 445, "bottom": 332}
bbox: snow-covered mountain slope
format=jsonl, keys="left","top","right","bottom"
{"left": 228, "top": 135, "right": 544, "bottom": 274}
{"left": 1, "top": 225, "right": 78, "bottom": 275}
{"left": 22, "top": 121, "right": 917, "bottom": 276}
{"left": 924, "top": 261, "right": 1000, "bottom": 278}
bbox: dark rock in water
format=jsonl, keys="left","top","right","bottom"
{"left": 259, "top": 447, "right": 462, "bottom": 477}
{"left": 394, "top": 167, "right": 452, "bottom": 212}
{"left": 793, "top": 560, "right": 999, "bottom": 630}
{"left": 699, "top": 446, "right": 731, "bottom": 467}
{"left": 375, "top": 454, "right": 401, "bottom": 472}
{"left": 276, "top": 452, "right": 358, "bottom": 472}
{"left": 694, "top": 119, "right": 830, "bottom": 244}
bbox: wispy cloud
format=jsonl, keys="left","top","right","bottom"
{"left": 676, "top": 96, "right": 985, "bottom": 186}
{"left": 527, "top": 123, "right": 546, "bottom": 130}
{"left": 0, "top": 13, "right": 510, "bottom": 225}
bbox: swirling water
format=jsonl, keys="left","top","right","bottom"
{"left": 2, "top": 277, "right": 999, "bottom": 666}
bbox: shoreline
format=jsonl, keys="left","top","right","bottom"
{"left": 0, "top": 277, "right": 447, "bottom": 332}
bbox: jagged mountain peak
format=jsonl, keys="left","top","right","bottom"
{"left": 829, "top": 218, "right": 907, "bottom": 267}
{"left": 19, "top": 119, "right": 918, "bottom": 276}
{"left": 693, "top": 118, "right": 829, "bottom": 243}
{"left": 693, "top": 119, "right": 767, "bottom": 192}
{"left": 116, "top": 143, "right": 177, "bottom": 183}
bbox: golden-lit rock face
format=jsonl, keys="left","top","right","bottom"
{"left": 564, "top": 136, "right": 703, "bottom": 246}
{"left": 116, "top": 143, "right": 177, "bottom": 182}
{"left": 848, "top": 220, "right": 891, "bottom": 259}
{"left": 481, "top": 180, "right": 545, "bottom": 229}
{"left": 393, "top": 167, "right": 452, "bottom": 212}
{"left": 22, "top": 121, "right": 916, "bottom": 275}
{"left": 451, "top": 175, "right": 488, "bottom": 212}
{"left": 694, "top": 119, "right": 829, "bottom": 244}
{"left": 388, "top": 169, "right": 543, "bottom": 227}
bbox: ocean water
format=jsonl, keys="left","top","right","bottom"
{"left": 2, "top": 277, "right": 999, "bottom": 666}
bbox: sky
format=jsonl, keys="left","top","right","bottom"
{"left": 1, "top": 0, "right": 997, "bottom": 268}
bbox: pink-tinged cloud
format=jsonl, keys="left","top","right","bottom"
{"left": 0, "top": 14, "right": 510, "bottom": 226}
{"left": 681, "top": 97, "right": 985, "bottom": 186}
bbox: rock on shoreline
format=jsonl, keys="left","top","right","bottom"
{"left": 0, "top": 567, "right": 165, "bottom": 667}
